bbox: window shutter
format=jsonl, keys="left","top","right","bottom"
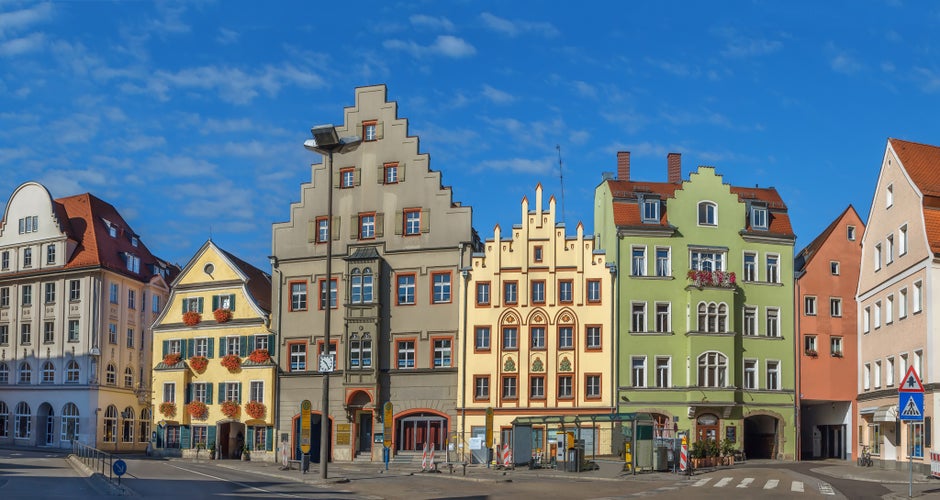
{"left": 220, "top": 338, "right": 227, "bottom": 357}
{"left": 307, "top": 220, "right": 317, "bottom": 242}
{"left": 375, "top": 121, "right": 384, "bottom": 140}
{"left": 229, "top": 294, "right": 236, "bottom": 311}
{"left": 162, "top": 340, "right": 169, "bottom": 357}
{"left": 185, "top": 383, "right": 193, "bottom": 404}
{"left": 207, "top": 426, "right": 216, "bottom": 448}
{"left": 395, "top": 211, "right": 403, "bottom": 235}
{"left": 927, "top": 417, "right": 933, "bottom": 447}
{"left": 187, "top": 339, "right": 195, "bottom": 358}
{"left": 212, "top": 296, "right": 218, "bottom": 311}
{"left": 353, "top": 168, "right": 361, "bottom": 186}
{"left": 247, "top": 426, "right": 255, "bottom": 449}
{"left": 421, "top": 208, "right": 431, "bottom": 233}
{"left": 207, "top": 338, "right": 215, "bottom": 359}
{"left": 197, "top": 297, "right": 204, "bottom": 313}
{"left": 182, "top": 300, "right": 187, "bottom": 314}
{"left": 351, "top": 216, "right": 360, "bottom": 239}
{"left": 240, "top": 336, "right": 249, "bottom": 356}
{"left": 375, "top": 213, "right": 384, "bottom": 238}
{"left": 180, "top": 426, "right": 191, "bottom": 449}
{"left": 156, "top": 425, "right": 165, "bottom": 447}
{"left": 268, "top": 334, "right": 275, "bottom": 353}
{"left": 398, "top": 162, "right": 405, "bottom": 182}
{"left": 332, "top": 216, "right": 341, "bottom": 240}
{"left": 377, "top": 165, "right": 385, "bottom": 184}
{"left": 206, "top": 383, "right": 213, "bottom": 403}
{"left": 237, "top": 382, "right": 243, "bottom": 403}
{"left": 218, "top": 383, "right": 225, "bottom": 404}
{"left": 266, "top": 427, "right": 274, "bottom": 451}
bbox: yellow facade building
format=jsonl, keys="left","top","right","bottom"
{"left": 151, "top": 240, "right": 275, "bottom": 461}
{"left": 458, "top": 185, "right": 613, "bottom": 465}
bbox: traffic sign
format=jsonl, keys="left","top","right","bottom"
{"left": 112, "top": 459, "right": 127, "bottom": 477}
{"left": 485, "top": 407, "right": 494, "bottom": 449}
{"left": 899, "top": 366, "right": 925, "bottom": 393}
{"left": 899, "top": 392, "right": 924, "bottom": 421}
{"left": 383, "top": 402, "right": 393, "bottom": 448}
{"left": 300, "top": 400, "right": 312, "bottom": 454}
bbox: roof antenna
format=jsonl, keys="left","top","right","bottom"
{"left": 556, "top": 144, "right": 567, "bottom": 225}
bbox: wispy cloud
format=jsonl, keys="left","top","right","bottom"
{"left": 913, "top": 67, "right": 940, "bottom": 93}
{"left": 645, "top": 58, "right": 700, "bottom": 78}
{"left": 0, "top": 32, "right": 45, "bottom": 56}
{"left": 143, "top": 154, "right": 219, "bottom": 178}
{"left": 479, "top": 12, "right": 558, "bottom": 38}
{"left": 826, "top": 42, "right": 863, "bottom": 75}
{"left": 482, "top": 84, "right": 514, "bottom": 104}
{"left": 478, "top": 156, "right": 554, "bottom": 174}
{"left": 0, "top": 2, "right": 54, "bottom": 37}
{"left": 383, "top": 35, "right": 476, "bottom": 58}
{"left": 144, "top": 63, "right": 326, "bottom": 104}
{"left": 147, "top": 2, "right": 190, "bottom": 35}
{"left": 571, "top": 81, "right": 597, "bottom": 99}
{"left": 409, "top": 14, "right": 454, "bottom": 32}
{"left": 216, "top": 27, "right": 239, "bottom": 45}
{"left": 712, "top": 27, "right": 783, "bottom": 58}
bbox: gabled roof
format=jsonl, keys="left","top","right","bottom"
{"left": 218, "top": 247, "right": 272, "bottom": 314}
{"left": 889, "top": 138, "right": 940, "bottom": 254}
{"left": 794, "top": 205, "right": 861, "bottom": 273}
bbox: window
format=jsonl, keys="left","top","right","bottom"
{"left": 15, "top": 402, "right": 31, "bottom": 438}
{"left": 887, "top": 357, "right": 895, "bottom": 387}
{"left": 475, "top": 327, "right": 491, "bottom": 351}
{"left": 433, "top": 338, "right": 452, "bottom": 367}
{"left": 403, "top": 209, "right": 421, "bottom": 235}
{"left": 847, "top": 225, "right": 856, "bottom": 241}
{"left": 163, "top": 382, "right": 176, "bottom": 403}
{"left": 61, "top": 403, "right": 79, "bottom": 441}
{"left": 830, "top": 298, "right": 842, "bottom": 318}
{"left": 397, "top": 340, "right": 415, "bottom": 369}
{"left": 46, "top": 244, "right": 55, "bottom": 264}
{"left": 558, "top": 280, "right": 573, "bottom": 303}
{"left": 189, "top": 425, "right": 206, "bottom": 449}
{"left": 886, "top": 295, "right": 894, "bottom": 324}
{"left": 886, "top": 184, "right": 894, "bottom": 207}
{"left": 66, "top": 360, "right": 79, "bottom": 383}
{"left": 502, "top": 327, "right": 518, "bottom": 350}
{"left": 18, "top": 215, "right": 38, "bottom": 234}
{"left": 830, "top": 261, "right": 840, "bottom": 275}
{"left": 108, "top": 323, "right": 117, "bottom": 344}
{"left": 585, "top": 374, "right": 601, "bottom": 399}
{"left": 359, "top": 213, "right": 376, "bottom": 239}
{"left": 432, "top": 272, "right": 452, "bottom": 303}
{"left": 349, "top": 334, "right": 372, "bottom": 369}
{"left": 533, "top": 246, "right": 543, "bottom": 262}
{"left": 698, "top": 201, "right": 717, "bottom": 225}
{"left": 655, "top": 357, "right": 670, "bottom": 388}
{"left": 225, "top": 336, "right": 241, "bottom": 356}
{"left": 105, "top": 363, "right": 116, "bottom": 385}
{"left": 128, "top": 289, "right": 136, "bottom": 310}
{"left": 250, "top": 381, "right": 264, "bottom": 403}
{"left": 289, "top": 282, "right": 307, "bottom": 311}
{"left": 530, "top": 280, "right": 545, "bottom": 304}
{"left": 167, "top": 339, "right": 181, "bottom": 355}
{"left": 887, "top": 234, "right": 895, "bottom": 264}
{"left": 350, "top": 268, "right": 374, "bottom": 305}
{"left": 914, "top": 281, "right": 923, "bottom": 313}
{"left": 43, "top": 283, "right": 55, "bottom": 304}
{"left": 557, "top": 375, "right": 573, "bottom": 399}
{"left": 655, "top": 303, "right": 670, "bottom": 333}
{"left": 631, "top": 356, "right": 647, "bottom": 387}
{"left": 318, "top": 278, "right": 337, "bottom": 309}
{"left": 474, "top": 376, "right": 490, "bottom": 400}
{"left": 697, "top": 352, "right": 727, "bottom": 387}
{"left": 41, "top": 361, "right": 54, "bottom": 383}
{"left": 914, "top": 349, "right": 923, "bottom": 377}
{"left": 0, "top": 251, "right": 6, "bottom": 270}
{"left": 109, "top": 283, "right": 119, "bottom": 304}
{"left": 384, "top": 163, "right": 399, "bottom": 184}
{"left": 586, "top": 280, "right": 601, "bottom": 303}
{"left": 0, "top": 287, "right": 7, "bottom": 308}
{"left": 900, "top": 225, "right": 908, "bottom": 256}
{"left": 315, "top": 217, "right": 330, "bottom": 243}
{"left": 42, "top": 321, "right": 54, "bottom": 344}
{"left": 0, "top": 362, "right": 7, "bottom": 383}
{"left": 23, "top": 248, "right": 32, "bottom": 267}
{"left": 69, "top": 280, "right": 80, "bottom": 301}
{"left": 138, "top": 409, "right": 150, "bottom": 444}
{"left": 503, "top": 281, "right": 518, "bottom": 305}
{"left": 22, "top": 284, "right": 32, "bottom": 306}
{"left": 874, "top": 301, "right": 882, "bottom": 329}
{"left": 874, "top": 360, "right": 882, "bottom": 389}
{"left": 874, "top": 243, "right": 882, "bottom": 271}
{"left": 743, "top": 306, "right": 757, "bottom": 336}
{"left": 152, "top": 295, "right": 161, "bottom": 314}
{"left": 641, "top": 196, "right": 660, "bottom": 223}
{"left": 18, "top": 362, "right": 31, "bottom": 384}
{"left": 475, "top": 282, "right": 490, "bottom": 306}
{"left": 766, "top": 360, "right": 780, "bottom": 390}
{"left": 831, "top": 337, "right": 843, "bottom": 357}
{"left": 766, "top": 255, "right": 779, "bottom": 283}
{"left": 340, "top": 167, "right": 355, "bottom": 188}
{"left": 697, "top": 302, "right": 727, "bottom": 333}
{"left": 124, "top": 367, "right": 133, "bottom": 388}
{"left": 0, "top": 325, "right": 6, "bottom": 345}
{"left": 804, "top": 296, "right": 816, "bottom": 316}
{"left": 530, "top": 376, "right": 545, "bottom": 399}
{"left": 192, "top": 337, "right": 208, "bottom": 357}
{"left": 765, "top": 308, "right": 779, "bottom": 337}
{"left": 289, "top": 342, "right": 307, "bottom": 371}
{"left": 558, "top": 326, "right": 574, "bottom": 349}
{"left": 743, "top": 252, "right": 757, "bottom": 281}
{"left": 125, "top": 253, "right": 140, "bottom": 273}
{"left": 502, "top": 376, "right": 518, "bottom": 400}
{"left": 863, "top": 306, "right": 871, "bottom": 333}
{"left": 108, "top": 225, "right": 117, "bottom": 238}
{"left": 225, "top": 382, "right": 241, "bottom": 402}
{"left": 751, "top": 204, "right": 768, "bottom": 230}
{"left": 20, "top": 324, "right": 31, "bottom": 345}
{"left": 690, "top": 250, "right": 724, "bottom": 271}
{"left": 530, "top": 327, "right": 546, "bottom": 349}
{"left": 586, "top": 326, "right": 602, "bottom": 349}
{"left": 655, "top": 247, "right": 670, "bottom": 277}
{"left": 397, "top": 274, "right": 416, "bottom": 305}
{"left": 631, "top": 247, "right": 646, "bottom": 276}
{"left": 899, "top": 288, "right": 908, "bottom": 319}
{"left": 805, "top": 335, "right": 817, "bottom": 355}
{"left": 631, "top": 302, "right": 646, "bottom": 333}
{"left": 744, "top": 359, "right": 758, "bottom": 389}
{"left": 363, "top": 120, "right": 377, "bottom": 141}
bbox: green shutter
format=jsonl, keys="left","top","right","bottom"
{"left": 180, "top": 426, "right": 191, "bottom": 449}
{"left": 236, "top": 382, "right": 242, "bottom": 403}
{"left": 185, "top": 383, "right": 193, "bottom": 404}
{"left": 212, "top": 295, "right": 219, "bottom": 311}
{"left": 162, "top": 340, "right": 169, "bottom": 357}
{"left": 187, "top": 339, "right": 195, "bottom": 358}
{"left": 198, "top": 297, "right": 204, "bottom": 313}
{"left": 267, "top": 334, "right": 275, "bottom": 353}
{"left": 218, "top": 383, "right": 225, "bottom": 404}
{"left": 206, "top": 383, "right": 213, "bottom": 403}
{"left": 229, "top": 294, "right": 236, "bottom": 311}
{"left": 240, "top": 336, "right": 249, "bottom": 356}
{"left": 156, "top": 425, "right": 165, "bottom": 448}
{"left": 266, "top": 427, "right": 274, "bottom": 451}
{"left": 207, "top": 426, "right": 216, "bottom": 448}
{"left": 247, "top": 427, "right": 255, "bottom": 450}
{"left": 207, "top": 338, "right": 215, "bottom": 359}
{"left": 220, "top": 338, "right": 227, "bottom": 356}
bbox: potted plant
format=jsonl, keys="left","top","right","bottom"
{"left": 248, "top": 349, "right": 270, "bottom": 364}
{"left": 208, "top": 441, "right": 216, "bottom": 460}
{"left": 213, "top": 308, "right": 232, "bottom": 323}
{"left": 706, "top": 439, "right": 720, "bottom": 466}
{"left": 163, "top": 352, "right": 182, "bottom": 366}
{"left": 221, "top": 354, "right": 241, "bottom": 372}
{"left": 189, "top": 355, "right": 208, "bottom": 373}
{"left": 242, "top": 445, "right": 251, "bottom": 461}
{"left": 245, "top": 401, "right": 266, "bottom": 419}
{"left": 159, "top": 401, "right": 177, "bottom": 418}
{"left": 690, "top": 440, "right": 705, "bottom": 469}
{"left": 187, "top": 401, "right": 208, "bottom": 420}
{"left": 720, "top": 439, "right": 736, "bottom": 466}
{"left": 182, "top": 311, "right": 201, "bottom": 326}
{"left": 221, "top": 400, "right": 240, "bottom": 418}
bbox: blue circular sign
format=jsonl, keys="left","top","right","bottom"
{"left": 112, "top": 459, "right": 127, "bottom": 477}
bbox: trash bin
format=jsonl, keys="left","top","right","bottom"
{"left": 566, "top": 448, "right": 582, "bottom": 472}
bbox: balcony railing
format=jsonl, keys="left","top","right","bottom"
{"left": 687, "top": 270, "right": 737, "bottom": 288}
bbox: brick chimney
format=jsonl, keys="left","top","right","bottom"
{"left": 617, "top": 151, "right": 630, "bottom": 181}
{"left": 667, "top": 152, "right": 681, "bottom": 183}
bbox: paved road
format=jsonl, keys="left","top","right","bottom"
{"left": 0, "top": 448, "right": 99, "bottom": 499}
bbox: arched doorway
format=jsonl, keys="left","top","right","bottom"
{"left": 217, "top": 420, "right": 246, "bottom": 459}
{"left": 346, "top": 391, "right": 373, "bottom": 458}
{"left": 394, "top": 410, "right": 448, "bottom": 453}
{"left": 292, "top": 412, "right": 332, "bottom": 462}
{"left": 36, "top": 403, "right": 54, "bottom": 446}
{"left": 744, "top": 414, "right": 779, "bottom": 459}
{"left": 695, "top": 413, "right": 720, "bottom": 443}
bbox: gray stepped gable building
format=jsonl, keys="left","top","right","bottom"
{"left": 272, "top": 84, "right": 480, "bottom": 462}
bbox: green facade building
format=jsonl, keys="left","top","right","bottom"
{"left": 594, "top": 153, "right": 797, "bottom": 460}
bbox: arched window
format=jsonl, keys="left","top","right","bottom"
{"left": 697, "top": 352, "right": 728, "bottom": 388}
{"left": 0, "top": 401, "right": 8, "bottom": 437}
{"left": 124, "top": 367, "right": 133, "bottom": 388}
{"left": 717, "top": 304, "right": 728, "bottom": 332}
{"left": 66, "top": 361, "right": 80, "bottom": 383}
{"left": 0, "top": 362, "right": 9, "bottom": 384}
{"left": 14, "top": 401, "right": 31, "bottom": 438}
{"left": 121, "top": 406, "right": 135, "bottom": 443}
{"left": 106, "top": 363, "right": 116, "bottom": 385}
{"left": 697, "top": 303, "right": 707, "bottom": 331}
{"left": 349, "top": 333, "right": 373, "bottom": 369}
{"left": 350, "top": 268, "right": 362, "bottom": 304}
{"left": 103, "top": 405, "right": 117, "bottom": 443}
{"left": 61, "top": 403, "right": 79, "bottom": 442}
{"left": 138, "top": 408, "right": 151, "bottom": 443}
{"left": 362, "top": 267, "right": 374, "bottom": 303}
{"left": 41, "top": 361, "right": 55, "bottom": 384}
{"left": 698, "top": 201, "right": 717, "bottom": 226}
{"left": 707, "top": 303, "right": 717, "bottom": 332}
{"left": 18, "top": 362, "right": 31, "bottom": 384}
{"left": 697, "top": 302, "right": 728, "bottom": 333}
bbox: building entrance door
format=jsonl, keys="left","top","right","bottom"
{"left": 358, "top": 412, "right": 372, "bottom": 454}
{"left": 695, "top": 413, "right": 720, "bottom": 442}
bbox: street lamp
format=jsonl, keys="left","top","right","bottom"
{"left": 304, "top": 124, "right": 361, "bottom": 479}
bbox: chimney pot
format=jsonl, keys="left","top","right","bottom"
{"left": 617, "top": 151, "right": 630, "bottom": 181}
{"left": 667, "top": 153, "right": 681, "bottom": 183}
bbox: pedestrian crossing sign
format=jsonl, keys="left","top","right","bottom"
{"left": 899, "top": 391, "right": 924, "bottom": 421}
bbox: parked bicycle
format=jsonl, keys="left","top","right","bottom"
{"left": 857, "top": 445, "right": 873, "bottom": 467}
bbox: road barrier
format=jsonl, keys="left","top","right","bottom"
{"left": 930, "top": 451, "right": 940, "bottom": 478}
{"left": 72, "top": 442, "right": 117, "bottom": 484}
{"left": 501, "top": 443, "right": 512, "bottom": 468}
{"left": 679, "top": 441, "right": 688, "bottom": 473}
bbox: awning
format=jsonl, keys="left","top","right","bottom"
{"left": 873, "top": 404, "right": 897, "bottom": 423}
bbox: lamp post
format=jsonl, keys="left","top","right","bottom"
{"left": 304, "top": 124, "right": 361, "bottom": 479}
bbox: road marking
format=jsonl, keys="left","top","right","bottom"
{"left": 819, "top": 482, "right": 835, "bottom": 495}
{"left": 165, "top": 463, "right": 305, "bottom": 498}
{"left": 737, "top": 477, "right": 754, "bottom": 488}
{"left": 714, "top": 477, "right": 732, "bottom": 487}
{"left": 764, "top": 479, "right": 779, "bottom": 489}
{"left": 792, "top": 481, "right": 804, "bottom": 492}
{"left": 692, "top": 478, "right": 712, "bottom": 487}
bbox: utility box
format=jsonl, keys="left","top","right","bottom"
{"left": 511, "top": 425, "right": 532, "bottom": 467}
{"left": 653, "top": 446, "right": 669, "bottom": 471}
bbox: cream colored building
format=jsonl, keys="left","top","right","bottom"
{"left": 459, "top": 185, "right": 613, "bottom": 464}
{"left": 151, "top": 240, "right": 275, "bottom": 461}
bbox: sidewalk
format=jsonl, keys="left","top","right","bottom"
{"left": 811, "top": 462, "right": 932, "bottom": 485}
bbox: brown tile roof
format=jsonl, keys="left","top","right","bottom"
{"left": 219, "top": 247, "right": 272, "bottom": 313}
{"left": 890, "top": 138, "right": 940, "bottom": 198}
{"left": 924, "top": 209, "right": 940, "bottom": 255}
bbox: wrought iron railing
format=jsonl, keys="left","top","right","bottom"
{"left": 72, "top": 441, "right": 116, "bottom": 484}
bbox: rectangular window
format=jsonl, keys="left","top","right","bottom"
{"left": 530, "top": 280, "right": 545, "bottom": 304}
{"left": 397, "top": 340, "right": 415, "bottom": 369}
{"left": 847, "top": 225, "right": 856, "bottom": 240}
{"left": 69, "top": 280, "right": 80, "bottom": 301}
{"left": 631, "top": 302, "right": 646, "bottom": 333}
{"left": 655, "top": 357, "right": 670, "bottom": 388}
{"left": 586, "top": 280, "right": 601, "bottom": 303}
{"left": 875, "top": 243, "right": 882, "bottom": 271}
{"left": 744, "top": 359, "right": 758, "bottom": 389}
{"left": 631, "top": 247, "right": 646, "bottom": 276}
{"left": 530, "top": 326, "right": 546, "bottom": 349}
{"left": 226, "top": 336, "right": 241, "bottom": 356}
{"left": 766, "top": 360, "right": 780, "bottom": 390}
{"left": 46, "top": 244, "right": 55, "bottom": 264}
{"left": 503, "top": 281, "right": 518, "bottom": 305}
{"left": 766, "top": 308, "right": 779, "bottom": 337}
{"left": 126, "top": 328, "right": 134, "bottom": 348}
{"left": 751, "top": 205, "right": 768, "bottom": 230}
{"left": 900, "top": 225, "right": 908, "bottom": 256}
{"left": 830, "top": 298, "right": 842, "bottom": 318}
{"left": 558, "top": 326, "right": 574, "bottom": 349}
{"left": 805, "top": 335, "right": 817, "bottom": 355}
{"left": 363, "top": 121, "right": 377, "bottom": 141}
{"left": 225, "top": 382, "right": 241, "bottom": 402}
{"left": 0, "top": 251, "right": 6, "bottom": 270}
{"left": 655, "top": 303, "right": 670, "bottom": 333}
{"left": 289, "top": 342, "right": 307, "bottom": 371}
{"left": 358, "top": 213, "right": 375, "bottom": 239}
{"left": 743, "top": 252, "right": 757, "bottom": 281}
{"left": 909, "top": 422, "right": 925, "bottom": 459}
{"left": 869, "top": 423, "right": 881, "bottom": 454}
{"left": 152, "top": 295, "right": 161, "bottom": 314}
{"left": 641, "top": 197, "right": 660, "bottom": 223}
{"left": 766, "top": 254, "right": 779, "bottom": 283}
{"left": 168, "top": 339, "right": 181, "bottom": 354}
{"left": 533, "top": 246, "right": 543, "bottom": 262}
{"left": 744, "top": 306, "right": 757, "bottom": 336}
{"left": 0, "top": 287, "right": 7, "bottom": 307}
{"left": 476, "top": 282, "right": 490, "bottom": 306}
{"left": 887, "top": 234, "right": 895, "bottom": 264}
{"left": 23, "top": 247, "right": 32, "bottom": 267}
{"left": 585, "top": 374, "right": 601, "bottom": 399}
{"left": 22, "top": 284, "right": 32, "bottom": 306}
{"left": 690, "top": 250, "right": 724, "bottom": 271}
{"left": 863, "top": 306, "right": 871, "bottom": 333}
{"left": 899, "top": 288, "right": 908, "bottom": 319}
{"left": 397, "top": 274, "right": 416, "bottom": 305}
{"left": 530, "top": 376, "right": 546, "bottom": 399}
{"left": 108, "top": 323, "right": 117, "bottom": 344}
{"left": 290, "top": 282, "right": 307, "bottom": 311}
{"left": 108, "top": 283, "right": 119, "bottom": 304}
{"left": 18, "top": 215, "right": 38, "bottom": 234}
{"left": 631, "top": 356, "right": 647, "bottom": 388}
{"left": 874, "top": 360, "right": 882, "bottom": 389}
{"left": 67, "top": 320, "right": 79, "bottom": 342}
{"left": 586, "top": 325, "right": 602, "bottom": 350}
{"left": 558, "top": 280, "right": 573, "bottom": 304}
{"left": 384, "top": 163, "right": 399, "bottom": 184}
{"left": 0, "top": 325, "right": 6, "bottom": 345}
{"left": 163, "top": 382, "right": 176, "bottom": 403}
{"left": 557, "top": 375, "right": 573, "bottom": 399}
{"left": 655, "top": 247, "right": 670, "bottom": 277}
{"left": 502, "top": 327, "right": 518, "bottom": 350}
{"left": 128, "top": 289, "right": 136, "bottom": 310}
{"left": 474, "top": 376, "right": 490, "bottom": 400}
{"left": 433, "top": 338, "right": 452, "bottom": 368}
{"left": 250, "top": 381, "right": 264, "bottom": 403}
{"left": 831, "top": 261, "right": 840, "bottom": 275}
{"left": 502, "top": 376, "right": 518, "bottom": 400}
{"left": 915, "top": 349, "right": 923, "bottom": 377}
{"left": 887, "top": 356, "right": 895, "bottom": 387}
{"left": 193, "top": 383, "right": 208, "bottom": 403}
{"left": 340, "top": 167, "right": 355, "bottom": 188}
{"left": 804, "top": 296, "right": 816, "bottom": 316}
{"left": 318, "top": 278, "right": 337, "bottom": 309}
{"left": 874, "top": 301, "right": 882, "bottom": 329}
{"left": 43, "top": 321, "right": 54, "bottom": 343}
{"left": 914, "top": 281, "right": 923, "bottom": 313}
{"left": 44, "top": 283, "right": 55, "bottom": 304}
{"left": 886, "top": 295, "right": 894, "bottom": 324}
{"left": 315, "top": 216, "right": 329, "bottom": 243}
{"left": 830, "top": 336, "right": 843, "bottom": 356}
{"left": 403, "top": 209, "right": 421, "bottom": 235}
{"left": 475, "top": 326, "right": 491, "bottom": 351}
{"left": 432, "top": 272, "right": 452, "bottom": 304}
{"left": 192, "top": 337, "right": 208, "bottom": 357}
{"left": 864, "top": 363, "right": 871, "bottom": 390}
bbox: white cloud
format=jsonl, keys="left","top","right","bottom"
{"left": 881, "top": 61, "right": 895, "bottom": 73}
{"left": 383, "top": 35, "right": 476, "bottom": 59}
{"left": 827, "top": 43, "right": 863, "bottom": 75}
{"left": 147, "top": 2, "right": 190, "bottom": 35}
{"left": 143, "top": 154, "right": 219, "bottom": 178}
{"left": 50, "top": 113, "right": 100, "bottom": 144}
{"left": 409, "top": 14, "right": 454, "bottom": 32}
{"left": 646, "top": 58, "right": 699, "bottom": 78}
{"left": 0, "top": 32, "right": 45, "bottom": 56}
{"left": 147, "top": 63, "right": 326, "bottom": 104}
{"left": 479, "top": 12, "right": 558, "bottom": 38}
{"left": 216, "top": 27, "right": 239, "bottom": 44}
{"left": 122, "top": 135, "right": 166, "bottom": 152}
{"left": 479, "top": 156, "right": 554, "bottom": 174}
{"left": 0, "top": 146, "right": 31, "bottom": 164}
{"left": 0, "top": 2, "right": 53, "bottom": 37}
{"left": 721, "top": 37, "right": 782, "bottom": 58}
{"left": 913, "top": 67, "right": 940, "bottom": 93}
{"left": 571, "top": 81, "right": 597, "bottom": 99}
{"left": 482, "top": 84, "right": 514, "bottom": 104}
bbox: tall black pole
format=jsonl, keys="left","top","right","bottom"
{"left": 320, "top": 149, "right": 333, "bottom": 479}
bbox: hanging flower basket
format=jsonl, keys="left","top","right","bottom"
{"left": 159, "top": 402, "right": 177, "bottom": 418}
{"left": 163, "top": 352, "right": 182, "bottom": 366}
{"left": 189, "top": 355, "right": 208, "bottom": 373}
{"left": 182, "top": 311, "right": 201, "bottom": 326}
{"left": 248, "top": 349, "right": 270, "bottom": 364}
{"left": 245, "top": 401, "right": 266, "bottom": 420}
{"left": 221, "top": 354, "right": 241, "bottom": 372}
{"left": 187, "top": 401, "right": 208, "bottom": 420}
{"left": 687, "top": 270, "right": 736, "bottom": 288}
{"left": 220, "top": 400, "right": 240, "bottom": 418}
{"left": 213, "top": 308, "right": 232, "bottom": 323}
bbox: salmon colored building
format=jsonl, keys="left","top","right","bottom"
{"left": 794, "top": 206, "right": 864, "bottom": 460}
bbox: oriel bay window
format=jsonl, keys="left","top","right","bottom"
{"left": 690, "top": 249, "right": 724, "bottom": 271}
{"left": 349, "top": 333, "right": 372, "bottom": 369}
{"left": 350, "top": 268, "right": 374, "bottom": 304}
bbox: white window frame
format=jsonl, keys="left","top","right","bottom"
{"left": 765, "top": 307, "right": 779, "bottom": 337}
{"left": 899, "top": 224, "right": 908, "bottom": 256}
{"left": 631, "top": 302, "right": 646, "bottom": 333}
{"left": 874, "top": 243, "right": 882, "bottom": 271}
{"left": 744, "top": 359, "right": 758, "bottom": 390}
{"left": 899, "top": 288, "right": 908, "bottom": 318}
{"left": 743, "top": 252, "right": 757, "bottom": 281}
{"left": 655, "top": 247, "right": 670, "bottom": 277}
{"left": 830, "top": 297, "right": 842, "bottom": 318}
{"left": 874, "top": 301, "right": 882, "bottom": 329}
{"left": 655, "top": 302, "right": 670, "bottom": 333}
{"left": 886, "top": 295, "right": 894, "bottom": 324}
{"left": 914, "top": 281, "right": 923, "bottom": 313}
{"left": 765, "top": 254, "right": 780, "bottom": 283}
{"left": 697, "top": 201, "right": 718, "bottom": 226}
{"left": 697, "top": 351, "right": 728, "bottom": 388}
{"left": 631, "top": 246, "right": 646, "bottom": 277}
{"left": 874, "top": 360, "right": 882, "bottom": 389}
{"left": 250, "top": 380, "right": 264, "bottom": 403}
{"left": 631, "top": 356, "right": 647, "bottom": 388}
{"left": 887, "top": 356, "right": 895, "bottom": 387}
{"left": 804, "top": 296, "right": 816, "bottom": 316}
{"left": 655, "top": 356, "right": 671, "bottom": 388}
{"left": 766, "top": 360, "right": 780, "bottom": 390}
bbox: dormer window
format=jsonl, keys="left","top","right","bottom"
{"left": 124, "top": 253, "right": 140, "bottom": 273}
{"left": 108, "top": 225, "right": 117, "bottom": 238}
{"left": 698, "top": 201, "right": 717, "bottom": 226}
{"left": 130, "top": 235, "right": 139, "bottom": 247}
{"left": 750, "top": 203, "right": 768, "bottom": 231}
{"left": 640, "top": 195, "right": 660, "bottom": 223}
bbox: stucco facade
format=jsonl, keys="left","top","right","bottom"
{"left": 459, "top": 185, "right": 613, "bottom": 463}
{"left": 272, "top": 85, "right": 478, "bottom": 463}
{"left": 594, "top": 153, "right": 798, "bottom": 460}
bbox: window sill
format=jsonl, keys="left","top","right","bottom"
{"left": 630, "top": 331, "right": 674, "bottom": 336}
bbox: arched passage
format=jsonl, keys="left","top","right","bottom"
{"left": 744, "top": 414, "right": 781, "bottom": 459}
{"left": 394, "top": 409, "right": 448, "bottom": 453}
{"left": 36, "top": 402, "right": 54, "bottom": 446}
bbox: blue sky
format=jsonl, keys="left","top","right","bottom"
{"left": 1, "top": 1, "right": 938, "bottom": 270}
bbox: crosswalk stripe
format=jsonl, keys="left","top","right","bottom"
{"left": 764, "top": 479, "right": 779, "bottom": 489}
{"left": 792, "top": 481, "right": 804, "bottom": 492}
{"left": 737, "top": 478, "right": 754, "bottom": 488}
{"left": 714, "top": 477, "right": 732, "bottom": 487}
{"left": 692, "top": 478, "right": 712, "bottom": 487}
{"left": 820, "top": 482, "right": 835, "bottom": 495}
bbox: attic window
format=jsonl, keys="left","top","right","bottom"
{"left": 640, "top": 195, "right": 660, "bottom": 223}
{"left": 124, "top": 253, "right": 140, "bottom": 273}
{"left": 130, "top": 235, "right": 139, "bottom": 247}
{"left": 750, "top": 203, "right": 768, "bottom": 231}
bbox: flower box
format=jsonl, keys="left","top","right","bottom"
{"left": 213, "top": 308, "right": 232, "bottom": 323}
{"left": 163, "top": 352, "right": 182, "bottom": 366}
{"left": 189, "top": 355, "right": 208, "bottom": 373}
{"left": 805, "top": 349, "right": 818, "bottom": 357}
{"left": 159, "top": 401, "right": 177, "bottom": 418}
{"left": 687, "top": 270, "right": 736, "bottom": 288}
{"left": 221, "top": 354, "right": 241, "bottom": 372}
{"left": 182, "top": 311, "right": 201, "bottom": 326}
{"left": 220, "top": 400, "right": 240, "bottom": 418}
{"left": 188, "top": 401, "right": 208, "bottom": 420}
{"left": 245, "top": 401, "right": 266, "bottom": 419}
{"left": 248, "top": 349, "right": 270, "bottom": 364}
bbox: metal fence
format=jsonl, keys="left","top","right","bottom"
{"left": 72, "top": 441, "right": 116, "bottom": 484}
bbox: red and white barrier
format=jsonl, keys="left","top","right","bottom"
{"left": 680, "top": 442, "right": 688, "bottom": 473}
{"left": 930, "top": 451, "right": 940, "bottom": 478}
{"left": 421, "top": 443, "right": 429, "bottom": 470}
{"left": 501, "top": 443, "right": 512, "bottom": 468}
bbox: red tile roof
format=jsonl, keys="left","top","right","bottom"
{"left": 890, "top": 138, "right": 940, "bottom": 198}
{"left": 924, "top": 209, "right": 940, "bottom": 255}
{"left": 795, "top": 205, "right": 862, "bottom": 272}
